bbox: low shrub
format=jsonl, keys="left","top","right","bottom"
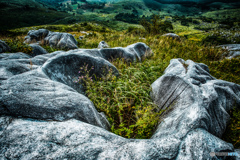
{"left": 140, "top": 14, "right": 173, "bottom": 35}
{"left": 4, "top": 37, "right": 32, "bottom": 54}
{"left": 222, "top": 107, "right": 240, "bottom": 148}
{"left": 202, "top": 28, "right": 240, "bottom": 45}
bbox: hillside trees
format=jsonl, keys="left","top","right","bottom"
{"left": 115, "top": 13, "right": 139, "bottom": 24}
{"left": 67, "top": 3, "right": 73, "bottom": 11}
{"left": 140, "top": 14, "right": 173, "bottom": 34}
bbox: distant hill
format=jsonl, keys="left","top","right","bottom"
{"left": 0, "top": 0, "right": 71, "bottom": 31}
{"left": 0, "top": 0, "right": 239, "bottom": 31}
{"left": 152, "top": 0, "right": 240, "bottom": 4}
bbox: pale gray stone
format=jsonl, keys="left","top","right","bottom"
{"left": 218, "top": 44, "right": 240, "bottom": 59}
{"left": 98, "top": 41, "right": 109, "bottom": 49}
{"left": 29, "top": 44, "right": 48, "bottom": 57}
{"left": 24, "top": 29, "right": 78, "bottom": 50}
{"left": 0, "top": 69, "right": 110, "bottom": 130}
{"left": 162, "top": 33, "right": 181, "bottom": 41}
{"left": 0, "top": 40, "right": 11, "bottom": 53}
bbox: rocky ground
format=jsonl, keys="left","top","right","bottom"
{"left": 0, "top": 29, "right": 240, "bottom": 159}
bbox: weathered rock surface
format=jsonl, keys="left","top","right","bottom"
{"left": 42, "top": 52, "right": 119, "bottom": 94}
{"left": 79, "top": 36, "right": 84, "bottom": 40}
{"left": 218, "top": 44, "right": 240, "bottom": 59}
{"left": 29, "top": 51, "right": 61, "bottom": 66}
{"left": 0, "top": 42, "right": 151, "bottom": 85}
{"left": 236, "top": 149, "right": 240, "bottom": 160}
{"left": 29, "top": 44, "right": 48, "bottom": 56}
{"left": 73, "top": 42, "right": 153, "bottom": 62}
{"left": 151, "top": 58, "right": 240, "bottom": 158}
{"left": 0, "top": 52, "right": 31, "bottom": 60}
{"left": 0, "top": 40, "right": 11, "bottom": 53}
{"left": 0, "top": 53, "right": 36, "bottom": 84}
{"left": 24, "top": 29, "right": 49, "bottom": 43}
{"left": 0, "top": 46, "right": 239, "bottom": 159}
{"left": 162, "top": 33, "right": 181, "bottom": 41}
{"left": 0, "top": 69, "right": 110, "bottom": 130}
{"left": 98, "top": 41, "right": 110, "bottom": 49}
{"left": 24, "top": 29, "right": 78, "bottom": 50}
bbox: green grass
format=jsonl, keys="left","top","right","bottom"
{"left": 202, "top": 8, "right": 240, "bottom": 21}
{"left": 222, "top": 107, "right": 240, "bottom": 148}
{"left": 1, "top": 22, "right": 239, "bottom": 147}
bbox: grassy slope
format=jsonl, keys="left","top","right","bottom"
{"left": 202, "top": 8, "right": 240, "bottom": 20}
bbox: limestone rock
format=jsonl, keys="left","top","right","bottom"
{"left": 150, "top": 58, "right": 240, "bottom": 158}
{"left": 0, "top": 116, "right": 12, "bottom": 136}
{"left": 0, "top": 69, "right": 110, "bottom": 130}
{"left": 80, "top": 31, "right": 88, "bottom": 35}
{"left": 0, "top": 42, "right": 151, "bottom": 85}
{"left": 24, "top": 29, "right": 78, "bottom": 50}
{"left": 151, "top": 59, "right": 240, "bottom": 138}
{"left": 98, "top": 41, "right": 109, "bottom": 49}
{"left": 44, "top": 31, "right": 78, "bottom": 50}
{"left": 0, "top": 52, "right": 31, "bottom": 60}
{"left": 162, "top": 33, "right": 181, "bottom": 41}
{"left": 29, "top": 44, "right": 48, "bottom": 57}
{"left": 235, "top": 149, "right": 240, "bottom": 160}
{"left": 0, "top": 53, "right": 36, "bottom": 84}
{"left": 24, "top": 29, "right": 49, "bottom": 43}
{"left": 42, "top": 52, "right": 119, "bottom": 94}
{"left": 79, "top": 42, "right": 153, "bottom": 62}
{"left": 30, "top": 51, "right": 61, "bottom": 66}
{"left": 0, "top": 40, "right": 11, "bottom": 53}
{"left": 0, "top": 51, "right": 59, "bottom": 85}
{"left": 0, "top": 117, "right": 235, "bottom": 159}
{"left": 218, "top": 44, "right": 240, "bottom": 59}
{"left": 79, "top": 36, "right": 84, "bottom": 40}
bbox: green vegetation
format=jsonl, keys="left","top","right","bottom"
{"left": 140, "top": 14, "right": 173, "bottom": 35}
{"left": 222, "top": 107, "right": 240, "bottom": 148}
{"left": 3, "top": 36, "right": 33, "bottom": 54}
{"left": 202, "top": 25, "right": 240, "bottom": 45}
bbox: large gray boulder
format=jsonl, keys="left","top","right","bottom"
{"left": 151, "top": 58, "right": 240, "bottom": 158}
{"left": 0, "top": 40, "right": 11, "bottom": 53}
{"left": 0, "top": 69, "right": 110, "bottom": 130}
{"left": 29, "top": 44, "right": 48, "bottom": 57}
{"left": 0, "top": 49, "right": 120, "bottom": 129}
{"left": 24, "top": 29, "right": 49, "bottom": 43}
{"left": 0, "top": 52, "right": 60, "bottom": 84}
{"left": 151, "top": 59, "right": 240, "bottom": 136}
{"left": 24, "top": 29, "right": 78, "bottom": 50}
{"left": 42, "top": 52, "right": 119, "bottom": 94}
